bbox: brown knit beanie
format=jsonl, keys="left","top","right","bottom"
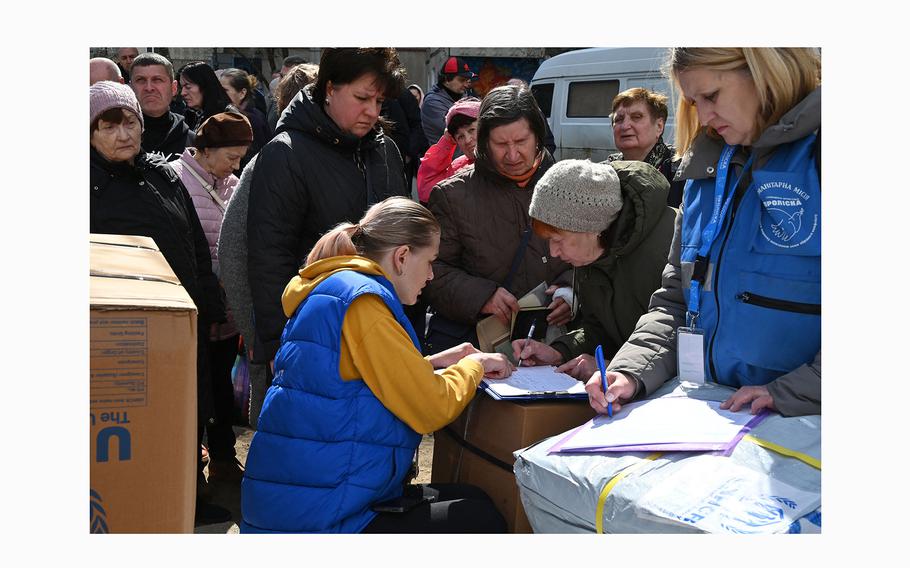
{"left": 90, "top": 80, "right": 144, "bottom": 130}
{"left": 195, "top": 112, "right": 253, "bottom": 149}
{"left": 529, "top": 159, "right": 623, "bottom": 233}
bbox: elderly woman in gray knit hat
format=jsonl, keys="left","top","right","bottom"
{"left": 512, "top": 158, "right": 676, "bottom": 387}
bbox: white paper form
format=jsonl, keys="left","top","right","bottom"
{"left": 482, "top": 366, "right": 585, "bottom": 397}
{"left": 636, "top": 456, "right": 821, "bottom": 533}
{"left": 559, "top": 397, "right": 754, "bottom": 450}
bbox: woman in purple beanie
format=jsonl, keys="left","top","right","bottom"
{"left": 89, "top": 80, "right": 232, "bottom": 526}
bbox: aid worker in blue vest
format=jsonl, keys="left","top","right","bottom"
{"left": 585, "top": 48, "right": 821, "bottom": 417}
{"left": 240, "top": 196, "right": 512, "bottom": 533}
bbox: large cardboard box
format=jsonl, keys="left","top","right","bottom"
{"left": 432, "top": 394, "right": 596, "bottom": 532}
{"left": 90, "top": 234, "right": 198, "bottom": 533}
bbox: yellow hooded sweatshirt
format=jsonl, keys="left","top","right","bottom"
{"left": 280, "top": 256, "right": 484, "bottom": 434}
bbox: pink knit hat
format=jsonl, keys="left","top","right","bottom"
{"left": 90, "top": 80, "right": 144, "bottom": 130}
{"left": 444, "top": 97, "right": 480, "bottom": 127}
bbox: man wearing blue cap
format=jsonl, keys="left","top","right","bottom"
{"left": 421, "top": 56, "right": 475, "bottom": 145}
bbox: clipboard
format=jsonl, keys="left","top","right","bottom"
{"left": 480, "top": 366, "right": 588, "bottom": 400}
{"left": 479, "top": 382, "right": 588, "bottom": 400}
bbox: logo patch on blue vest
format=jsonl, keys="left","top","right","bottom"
{"left": 755, "top": 178, "right": 818, "bottom": 249}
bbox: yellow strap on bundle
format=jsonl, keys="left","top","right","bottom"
{"left": 743, "top": 434, "right": 821, "bottom": 470}
{"left": 595, "top": 452, "right": 663, "bottom": 534}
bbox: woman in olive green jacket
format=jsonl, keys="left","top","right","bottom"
{"left": 512, "top": 159, "right": 676, "bottom": 380}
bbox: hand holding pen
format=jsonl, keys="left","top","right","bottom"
{"left": 584, "top": 347, "right": 639, "bottom": 416}
{"left": 516, "top": 319, "right": 537, "bottom": 368}
{"left": 595, "top": 345, "right": 612, "bottom": 417}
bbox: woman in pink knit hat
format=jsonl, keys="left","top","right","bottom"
{"left": 416, "top": 97, "right": 480, "bottom": 204}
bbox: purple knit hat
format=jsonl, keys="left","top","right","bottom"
{"left": 444, "top": 96, "right": 480, "bottom": 127}
{"left": 90, "top": 80, "right": 144, "bottom": 130}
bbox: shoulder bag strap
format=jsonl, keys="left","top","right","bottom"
{"left": 502, "top": 227, "right": 532, "bottom": 291}
{"left": 180, "top": 157, "right": 226, "bottom": 212}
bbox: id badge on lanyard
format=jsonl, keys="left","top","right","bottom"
{"left": 678, "top": 145, "right": 753, "bottom": 384}
{"left": 677, "top": 327, "right": 705, "bottom": 384}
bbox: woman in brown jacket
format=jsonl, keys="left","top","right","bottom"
{"left": 423, "top": 84, "right": 573, "bottom": 353}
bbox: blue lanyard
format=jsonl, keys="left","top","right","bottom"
{"left": 686, "top": 145, "right": 754, "bottom": 326}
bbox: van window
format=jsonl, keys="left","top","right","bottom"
{"left": 531, "top": 83, "right": 554, "bottom": 118}
{"left": 567, "top": 80, "right": 619, "bottom": 118}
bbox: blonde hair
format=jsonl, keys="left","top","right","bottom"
{"left": 306, "top": 197, "right": 440, "bottom": 265}
{"left": 666, "top": 48, "right": 820, "bottom": 155}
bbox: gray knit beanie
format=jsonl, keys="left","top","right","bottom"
{"left": 529, "top": 159, "right": 622, "bottom": 233}
{"left": 90, "top": 80, "right": 144, "bottom": 130}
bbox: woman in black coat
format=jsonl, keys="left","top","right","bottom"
{"left": 246, "top": 48, "right": 410, "bottom": 368}
{"left": 219, "top": 67, "right": 272, "bottom": 170}
{"left": 178, "top": 61, "right": 239, "bottom": 132}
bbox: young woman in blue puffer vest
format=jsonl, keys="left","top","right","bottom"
{"left": 241, "top": 197, "right": 512, "bottom": 533}
{"left": 585, "top": 48, "right": 821, "bottom": 418}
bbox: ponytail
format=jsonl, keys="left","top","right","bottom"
{"left": 305, "top": 197, "right": 440, "bottom": 266}
{"left": 306, "top": 222, "right": 359, "bottom": 265}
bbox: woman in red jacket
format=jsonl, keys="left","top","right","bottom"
{"left": 417, "top": 97, "right": 480, "bottom": 204}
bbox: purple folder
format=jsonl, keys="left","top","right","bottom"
{"left": 548, "top": 410, "right": 769, "bottom": 456}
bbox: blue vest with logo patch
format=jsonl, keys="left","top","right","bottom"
{"left": 239, "top": 269, "right": 422, "bottom": 533}
{"left": 680, "top": 134, "right": 821, "bottom": 387}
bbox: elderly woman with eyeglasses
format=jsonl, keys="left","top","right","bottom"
{"left": 607, "top": 87, "right": 685, "bottom": 207}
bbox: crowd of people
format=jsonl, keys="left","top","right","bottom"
{"left": 89, "top": 47, "right": 821, "bottom": 533}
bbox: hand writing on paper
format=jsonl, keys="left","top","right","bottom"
{"left": 511, "top": 338, "right": 562, "bottom": 367}
{"left": 585, "top": 371, "right": 636, "bottom": 414}
{"left": 465, "top": 352, "right": 514, "bottom": 379}
{"left": 556, "top": 353, "right": 597, "bottom": 381}
{"left": 480, "top": 287, "right": 520, "bottom": 325}
{"left": 720, "top": 385, "right": 777, "bottom": 414}
{"left": 427, "top": 342, "right": 480, "bottom": 368}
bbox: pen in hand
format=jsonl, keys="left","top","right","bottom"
{"left": 517, "top": 318, "right": 537, "bottom": 368}
{"left": 595, "top": 344, "right": 612, "bottom": 418}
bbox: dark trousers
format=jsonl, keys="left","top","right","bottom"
{"left": 205, "top": 334, "right": 240, "bottom": 460}
{"left": 196, "top": 327, "right": 212, "bottom": 474}
{"left": 362, "top": 483, "right": 507, "bottom": 534}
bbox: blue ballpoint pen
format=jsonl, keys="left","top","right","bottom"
{"left": 595, "top": 345, "right": 612, "bottom": 417}
{"left": 517, "top": 319, "right": 537, "bottom": 368}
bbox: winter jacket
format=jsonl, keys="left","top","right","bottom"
{"left": 246, "top": 83, "right": 409, "bottom": 363}
{"left": 171, "top": 148, "right": 239, "bottom": 272}
{"left": 266, "top": 95, "right": 279, "bottom": 135}
{"left": 241, "top": 258, "right": 483, "bottom": 533}
{"left": 607, "top": 87, "right": 822, "bottom": 417}
{"left": 421, "top": 83, "right": 459, "bottom": 147}
{"left": 89, "top": 148, "right": 225, "bottom": 326}
{"left": 140, "top": 111, "right": 189, "bottom": 162}
{"left": 423, "top": 151, "right": 572, "bottom": 325}
{"left": 399, "top": 88, "right": 429, "bottom": 167}
{"left": 381, "top": 98, "right": 409, "bottom": 168}
{"left": 239, "top": 104, "right": 271, "bottom": 172}
{"left": 549, "top": 161, "right": 676, "bottom": 361}
{"left": 608, "top": 137, "right": 685, "bottom": 208}
{"left": 416, "top": 132, "right": 472, "bottom": 203}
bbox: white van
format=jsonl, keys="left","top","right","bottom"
{"left": 531, "top": 47, "right": 674, "bottom": 162}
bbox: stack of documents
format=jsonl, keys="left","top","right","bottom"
{"left": 548, "top": 397, "right": 767, "bottom": 454}
{"left": 481, "top": 366, "right": 587, "bottom": 400}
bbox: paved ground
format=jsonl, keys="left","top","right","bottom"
{"left": 194, "top": 428, "right": 435, "bottom": 533}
